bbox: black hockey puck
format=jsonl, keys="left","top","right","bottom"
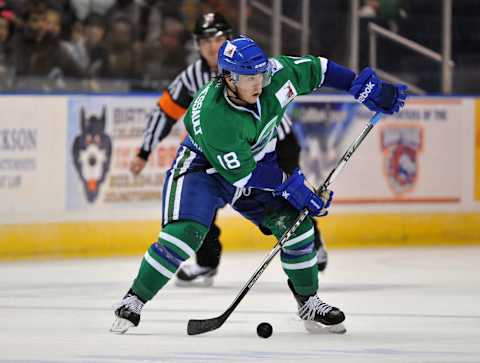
{"left": 256, "top": 322, "right": 273, "bottom": 338}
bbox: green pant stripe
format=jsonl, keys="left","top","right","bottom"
{"left": 159, "top": 231, "right": 194, "bottom": 260}
{"left": 281, "top": 249, "right": 316, "bottom": 263}
{"left": 132, "top": 221, "right": 208, "bottom": 302}
{"left": 143, "top": 251, "right": 175, "bottom": 279}
{"left": 283, "top": 228, "right": 314, "bottom": 248}
{"left": 281, "top": 256, "right": 317, "bottom": 270}
{"left": 146, "top": 247, "right": 178, "bottom": 274}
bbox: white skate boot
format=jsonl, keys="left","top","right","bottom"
{"left": 110, "top": 293, "right": 144, "bottom": 334}
{"left": 175, "top": 263, "right": 217, "bottom": 287}
{"left": 288, "top": 279, "right": 346, "bottom": 334}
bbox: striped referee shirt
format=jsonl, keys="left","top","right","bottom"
{"left": 138, "top": 57, "right": 294, "bottom": 160}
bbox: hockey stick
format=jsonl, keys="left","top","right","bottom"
{"left": 187, "top": 112, "right": 383, "bottom": 336}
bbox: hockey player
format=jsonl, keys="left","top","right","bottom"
{"left": 111, "top": 36, "right": 407, "bottom": 334}
{"left": 130, "top": 12, "right": 329, "bottom": 287}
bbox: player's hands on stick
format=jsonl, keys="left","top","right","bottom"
{"left": 130, "top": 156, "right": 147, "bottom": 175}
{"left": 274, "top": 168, "right": 333, "bottom": 216}
{"left": 349, "top": 67, "right": 408, "bottom": 114}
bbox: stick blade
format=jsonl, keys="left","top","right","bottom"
{"left": 187, "top": 315, "right": 227, "bottom": 335}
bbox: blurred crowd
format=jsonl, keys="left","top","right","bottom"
{"left": 0, "top": 0, "right": 479, "bottom": 93}
{"left": 0, "top": 0, "right": 238, "bottom": 91}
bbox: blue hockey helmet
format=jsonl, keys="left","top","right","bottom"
{"left": 218, "top": 36, "right": 271, "bottom": 86}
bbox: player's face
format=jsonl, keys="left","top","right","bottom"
{"left": 198, "top": 35, "right": 228, "bottom": 70}
{"left": 234, "top": 74, "right": 264, "bottom": 104}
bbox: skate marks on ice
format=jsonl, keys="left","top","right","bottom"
{"left": 0, "top": 280, "right": 428, "bottom": 299}
{"left": 1, "top": 248, "right": 480, "bottom": 363}
{"left": 0, "top": 347, "right": 477, "bottom": 363}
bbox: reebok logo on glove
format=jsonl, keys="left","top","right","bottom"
{"left": 349, "top": 67, "right": 408, "bottom": 114}
{"left": 310, "top": 200, "right": 321, "bottom": 209}
{"left": 274, "top": 168, "right": 333, "bottom": 216}
{"left": 357, "top": 81, "right": 375, "bottom": 103}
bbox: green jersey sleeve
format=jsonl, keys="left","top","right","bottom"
{"left": 274, "top": 55, "right": 327, "bottom": 95}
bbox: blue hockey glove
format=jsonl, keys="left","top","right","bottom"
{"left": 349, "top": 67, "right": 408, "bottom": 114}
{"left": 274, "top": 169, "right": 333, "bottom": 217}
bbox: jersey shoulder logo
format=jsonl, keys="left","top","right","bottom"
{"left": 275, "top": 80, "right": 297, "bottom": 108}
{"left": 269, "top": 58, "right": 284, "bottom": 76}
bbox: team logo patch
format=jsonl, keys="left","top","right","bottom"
{"left": 72, "top": 107, "right": 112, "bottom": 202}
{"left": 381, "top": 126, "right": 423, "bottom": 195}
{"left": 275, "top": 80, "right": 297, "bottom": 108}
{"left": 269, "top": 58, "right": 284, "bottom": 75}
{"left": 223, "top": 41, "right": 236, "bottom": 58}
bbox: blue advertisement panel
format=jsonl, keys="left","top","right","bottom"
{"left": 287, "top": 100, "right": 359, "bottom": 187}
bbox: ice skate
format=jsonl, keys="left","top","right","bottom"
{"left": 288, "top": 279, "right": 346, "bottom": 334}
{"left": 110, "top": 292, "right": 144, "bottom": 334}
{"left": 175, "top": 263, "right": 217, "bottom": 287}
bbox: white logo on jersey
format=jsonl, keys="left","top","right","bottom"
{"left": 269, "top": 58, "right": 284, "bottom": 75}
{"left": 357, "top": 81, "right": 375, "bottom": 103}
{"left": 191, "top": 86, "right": 210, "bottom": 135}
{"left": 223, "top": 41, "right": 237, "bottom": 58}
{"left": 281, "top": 190, "right": 290, "bottom": 199}
{"left": 275, "top": 80, "right": 297, "bottom": 108}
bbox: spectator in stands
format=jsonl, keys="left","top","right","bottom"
{"left": 98, "top": 15, "right": 142, "bottom": 79}
{"left": 358, "top": 0, "right": 406, "bottom": 70}
{"left": 104, "top": 0, "right": 180, "bottom": 45}
{"left": 137, "top": 0, "right": 175, "bottom": 45}
{"left": 359, "top": 0, "right": 405, "bottom": 32}
{"left": 142, "top": 16, "right": 187, "bottom": 86}
{"left": 0, "top": 2, "right": 14, "bottom": 44}
{"left": 62, "top": 19, "right": 89, "bottom": 71}
{"left": 11, "top": 4, "right": 46, "bottom": 76}
{"left": 70, "top": 0, "right": 115, "bottom": 20}
{"left": 104, "top": 0, "right": 143, "bottom": 42}
{"left": 50, "top": 0, "right": 77, "bottom": 40}
{"left": 0, "top": 2, "right": 15, "bottom": 83}
{"left": 104, "top": 0, "right": 166, "bottom": 52}
{"left": 43, "top": 3, "right": 84, "bottom": 76}
{"left": 83, "top": 13, "right": 107, "bottom": 76}
{"left": 12, "top": 3, "right": 84, "bottom": 78}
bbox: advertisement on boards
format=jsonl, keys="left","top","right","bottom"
{"left": 0, "top": 96, "right": 66, "bottom": 219}
{"left": 66, "top": 96, "right": 186, "bottom": 211}
{"left": 289, "top": 97, "right": 465, "bottom": 208}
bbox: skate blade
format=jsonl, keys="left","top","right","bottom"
{"left": 174, "top": 275, "right": 214, "bottom": 288}
{"left": 303, "top": 320, "right": 346, "bottom": 334}
{"left": 110, "top": 316, "right": 134, "bottom": 334}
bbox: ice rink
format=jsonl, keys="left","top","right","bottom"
{"left": 1, "top": 246, "right": 480, "bottom": 363}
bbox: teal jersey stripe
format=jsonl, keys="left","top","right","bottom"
{"left": 167, "top": 148, "right": 191, "bottom": 222}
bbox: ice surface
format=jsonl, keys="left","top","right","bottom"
{"left": 1, "top": 247, "right": 479, "bottom": 363}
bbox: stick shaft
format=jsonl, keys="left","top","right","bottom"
{"left": 321, "top": 112, "right": 382, "bottom": 191}
{"left": 187, "top": 112, "right": 382, "bottom": 335}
